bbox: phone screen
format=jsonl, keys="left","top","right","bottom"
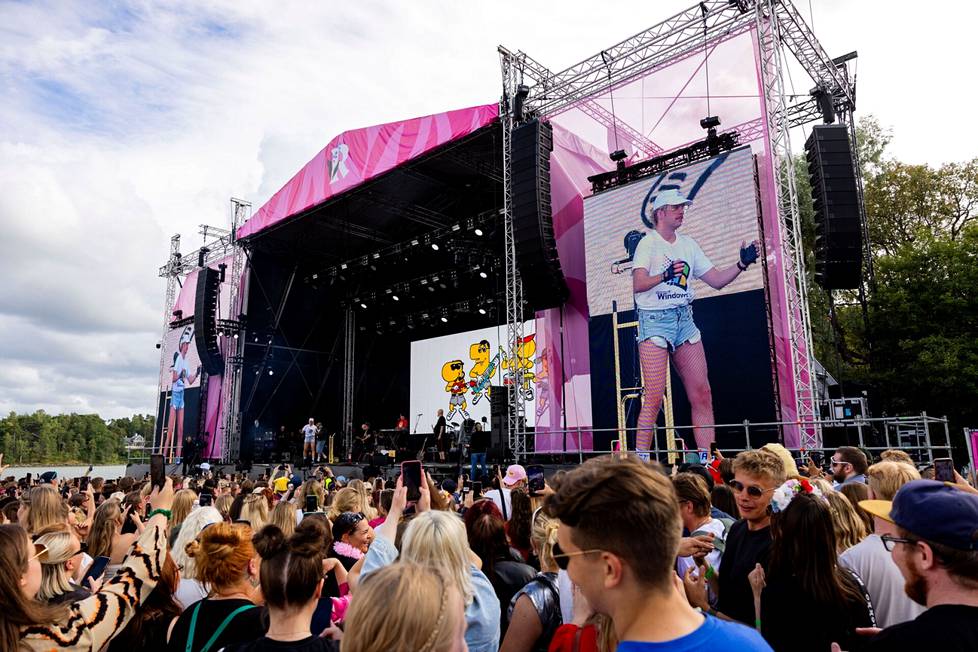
{"left": 527, "top": 465, "right": 545, "bottom": 494}
{"left": 709, "top": 441, "right": 718, "bottom": 455}
{"left": 471, "top": 481, "right": 482, "bottom": 498}
{"left": 79, "top": 476, "right": 90, "bottom": 492}
{"left": 402, "top": 460, "right": 423, "bottom": 502}
{"left": 199, "top": 493, "right": 213, "bottom": 507}
{"left": 305, "top": 494, "right": 319, "bottom": 513}
{"left": 150, "top": 454, "right": 165, "bottom": 491}
{"left": 934, "top": 458, "right": 955, "bottom": 483}
{"left": 83, "top": 556, "right": 111, "bottom": 585}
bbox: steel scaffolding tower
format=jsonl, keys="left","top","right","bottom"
{"left": 499, "top": 0, "right": 858, "bottom": 451}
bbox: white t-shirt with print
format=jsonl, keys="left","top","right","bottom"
{"left": 632, "top": 231, "right": 714, "bottom": 310}
{"left": 302, "top": 424, "right": 317, "bottom": 440}
{"left": 172, "top": 352, "right": 190, "bottom": 391}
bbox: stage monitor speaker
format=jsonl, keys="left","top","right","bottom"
{"left": 194, "top": 266, "right": 224, "bottom": 375}
{"left": 805, "top": 124, "right": 863, "bottom": 290}
{"left": 512, "top": 119, "right": 568, "bottom": 309}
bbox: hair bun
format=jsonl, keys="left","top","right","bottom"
{"left": 253, "top": 524, "right": 288, "bottom": 560}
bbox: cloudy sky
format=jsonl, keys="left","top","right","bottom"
{"left": 1, "top": 0, "right": 974, "bottom": 418}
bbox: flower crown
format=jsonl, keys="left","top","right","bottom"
{"left": 770, "top": 478, "right": 825, "bottom": 513}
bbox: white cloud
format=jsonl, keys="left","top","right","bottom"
{"left": 0, "top": 0, "right": 972, "bottom": 418}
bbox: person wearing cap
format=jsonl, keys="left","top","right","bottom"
{"left": 38, "top": 471, "right": 58, "bottom": 486}
{"left": 631, "top": 188, "right": 760, "bottom": 456}
{"left": 853, "top": 480, "right": 978, "bottom": 651}
{"left": 485, "top": 465, "right": 526, "bottom": 520}
{"left": 301, "top": 417, "right": 317, "bottom": 464}
{"left": 163, "top": 325, "right": 201, "bottom": 463}
{"left": 839, "top": 461, "right": 925, "bottom": 628}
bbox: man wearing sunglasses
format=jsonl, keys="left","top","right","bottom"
{"left": 831, "top": 446, "right": 869, "bottom": 488}
{"left": 686, "top": 449, "right": 784, "bottom": 627}
{"left": 546, "top": 455, "right": 770, "bottom": 650}
{"left": 854, "top": 480, "right": 978, "bottom": 651}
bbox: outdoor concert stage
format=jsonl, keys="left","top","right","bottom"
{"left": 154, "top": 0, "right": 894, "bottom": 468}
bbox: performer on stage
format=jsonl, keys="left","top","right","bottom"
{"left": 302, "top": 418, "right": 317, "bottom": 463}
{"left": 433, "top": 409, "right": 447, "bottom": 463}
{"left": 164, "top": 326, "right": 201, "bottom": 462}
{"left": 396, "top": 413, "right": 408, "bottom": 431}
{"left": 631, "top": 189, "right": 758, "bottom": 454}
{"left": 352, "top": 422, "right": 373, "bottom": 463}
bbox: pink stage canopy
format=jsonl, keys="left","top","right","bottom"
{"left": 238, "top": 103, "right": 500, "bottom": 239}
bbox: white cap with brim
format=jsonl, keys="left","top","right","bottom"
{"left": 651, "top": 188, "right": 692, "bottom": 212}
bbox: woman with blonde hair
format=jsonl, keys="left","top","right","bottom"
{"left": 296, "top": 479, "right": 325, "bottom": 513}
{"left": 86, "top": 499, "right": 138, "bottom": 578}
{"left": 347, "top": 479, "right": 378, "bottom": 520}
{"left": 19, "top": 485, "right": 68, "bottom": 534}
{"left": 823, "top": 490, "right": 868, "bottom": 552}
{"left": 171, "top": 505, "right": 223, "bottom": 609}
{"left": 0, "top": 478, "right": 173, "bottom": 652}
{"left": 362, "top": 477, "right": 500, "bottom": 652}
{"left": 344, "top": 563, "right": 465, "bottom": 652}
{"left": 214, "top": 494, "right": 233, "bottom": 522}
{"left": 268, "top": 499, "right": 297, "bottom": 538}
{"left": 239, "top": 492, "right": 269, "bottom": 531}
{"left": 500, "top": 510, "right": 563, "bottom": 652}
{"left": 166, "top": 521, "right": 266, "bottom": 649}
{"left": 33, "top": 523, "right": 92, "bottom": 605}
{"left": 167, "top": 489, "right": 196, "bottom": 546}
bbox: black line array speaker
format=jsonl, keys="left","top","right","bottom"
{"left": 805, "top": 124, "right": 863, "bottom": 290}
{"left": 194, "top": 266, "right": 224, "bottom": 375}
{"left": 490, "top": 385, "right": 514, "bottom": 417}
{"left": 511, "top": 119, "right": 568, "bottom": 309}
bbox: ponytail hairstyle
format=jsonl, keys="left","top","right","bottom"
{"left": 185, "top": 521, "right": 255, "bottom": 593}
{"left": 530, "top": 508, "right": 560, "bottom": 571}
{"left": 33, "top": 524, "right": 78, "bottom": 602}
{"left": 253, "top": 520, "right": 328, "bottom": 611}
{"left": 87, "top": 499, "right": 124, "bottom": 559}
{"left": 171, "top": 506, "right": 222, "bottom": 581}
{"left": 0, "top": 524, "right": 66, "bottom": 652}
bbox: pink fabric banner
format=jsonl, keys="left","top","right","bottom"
{"left": 533, "top": 125, "right": 609, "bottom": 452}
{"left": 238, "top": 104, "right": 500, "bottom": 239}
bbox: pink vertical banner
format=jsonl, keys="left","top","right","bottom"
{"left": 969, "top": 429, "right": 978, "bottom": 475}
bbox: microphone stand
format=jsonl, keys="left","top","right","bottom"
{"left": 413, "top": 413, "right": 423, "bottom": 434}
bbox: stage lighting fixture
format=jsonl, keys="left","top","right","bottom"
{"left": 441, "top": 316, "right": 448, "bottom": 323}
{"left": 392, "top": 295, "right": 399, "bottom": 301}
{"left": 610, "top": 149, "right": 627, "bottom": 162}
{"left": 428, "top": 286, "right": 435, "bottom": 292}
{"left": 155, "top": 342, "right": 162, "bottom": 349}
{"left": 478, "top": 308, "right": 487, "bottom": 315}
{"left": 474, "top": 228, "right": 484, "bottom": 237}
{"left": 411, "top": 239, "right": 419, "bottom": 246}
{"left": 479, "top": 271, "right": 488, "bottom": 279}
{"left": 431, "top": 243, "right": 440, "bottom": 251}
{"left": 360, "top": 302, "right": 368, "bottom": 309}
{"left": 340, "top": 263, "right": 348, "bottom": 270}
{"left": 268, "top": 369, "right": 274, "bottom": 376}
{"left": 233, "top": 333, "right": 239, "bottom": 339}
{"left": 372, "top": 252, "right": 380, "bottom": 259}
{"left": 451, "top": 224, "right": 461, "bottom": 232}
{"left": 312, "top": 273, "right": 318, "bottom": 280}
{"left": 700, "top": 116, "right": 721, "bottom": 129}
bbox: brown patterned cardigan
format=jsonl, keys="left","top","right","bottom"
{"left": 21, "top": 514, "right": 167, "bottom": 651}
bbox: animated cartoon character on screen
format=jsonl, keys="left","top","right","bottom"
{"left": 441, "top": 359, "right": 470, "bottom": 420}
{"left": 631, "top": 188, "right": 759, "bottom": 459}
{"left": 535, "top": 348, "right": 550, "bottom": 420}
{"left": 163, "top": 325, "right": 202, "bottom": 463}
{"left": 502, "top": 334, "right": 537, "bottom": 402}
{"left": 467, "top": 340, "right": 494, "bottom": 405}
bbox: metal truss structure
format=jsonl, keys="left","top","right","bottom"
{"left": 499, "top": 0, "right": 858, "bottom": 452}
{"left": 157, "top": 199, "right": 251, "bottom": 462}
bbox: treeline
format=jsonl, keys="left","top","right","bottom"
{"left": 0, "top": 412, "right": 155, "bottom": 465}
{"left": 798, "top": 116, "right": 978, "bottom": 443}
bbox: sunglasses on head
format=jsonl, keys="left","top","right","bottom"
{"left": 729, "top": 480, "right": 773, "bottom": 498}
{"left": 336, "top": 511, "right": 366, "bottom": 528}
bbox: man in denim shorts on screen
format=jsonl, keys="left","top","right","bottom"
{"left": 631, "top": 189, "right": 759, "bottom": 457}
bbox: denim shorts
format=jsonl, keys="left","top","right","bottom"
{"left": 171, "top": 387, "right": 185, "bottom": 409}
{"left": 636, "top": 305, "right": 701, "bottom": 350}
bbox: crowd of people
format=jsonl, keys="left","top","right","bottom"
{"left": 0, "top": 445, "right": 976, "bottom": 652}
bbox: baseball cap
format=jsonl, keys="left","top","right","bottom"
{"left": 651, "top": 189, "right": 692, "bottom": 212}
{"left": 39, "top": 471, "right": 58, "bottom": 483}
{"left": 335, "top": 475, "right": 348, "bottom": 485}
{"left": 860, "top": 479, "right": 978, "bottom": 551}
{"left": 199, "top": 462, "right": 211, "bottom": 471}
{"left": 503, "top": 464, "right": 527, "bottom": 487}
